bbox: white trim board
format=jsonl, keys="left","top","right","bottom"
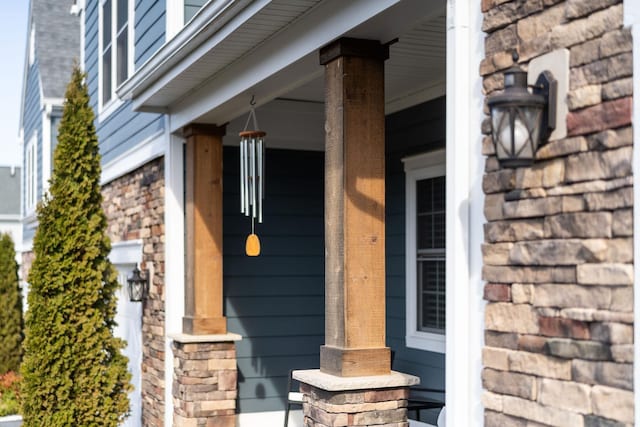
{"left": 100, "top": 129, "right": 166, "bottom": 185}
{"left": 109, "top": 240, "right": 143, "bottom": 265}
{"left": 444, "top": 0, "right": 485, "bottom": 425}
{"left": 163, "top": 121, "right": 186, "bottom": 427}
{"left": 624, "top": 1, "right": 640, "bottom": 426}
{"left": 403, "top": 149, "right": 446, "bottom": 354}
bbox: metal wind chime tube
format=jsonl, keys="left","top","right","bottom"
{"left": 239, "top": 101, "right": 265, "bottom": 256}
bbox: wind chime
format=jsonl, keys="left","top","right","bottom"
{"left": 239, "top": 98, "right": 265, "bottom": 256}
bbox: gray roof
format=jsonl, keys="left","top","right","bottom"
{"left": 31, "top": 0, "right": 80, "bottom": 99}
{"left": 0, "top": 167, "right": 21, "bottom": 215}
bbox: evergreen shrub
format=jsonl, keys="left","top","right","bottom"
{"left": 20, "top": 66, "right": 131, "bottom": 427}
{"left": 0, "top": 233, "right": 21, "bottom": 375}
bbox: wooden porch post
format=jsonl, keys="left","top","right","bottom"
{"left": 320, "top": 38, "right": 390, "bottom": 377}
{"left": 183, "top": 123, "right": 227, "bottom": 335}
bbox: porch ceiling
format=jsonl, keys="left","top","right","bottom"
{"left": 118, "top": 0, "right": 445, "bottom": 136}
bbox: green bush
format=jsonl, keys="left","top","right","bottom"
{"left": 0, "top": 233, "right": 22, "bottom": 375}
{"left": 20, "top": 66, "right": 131, "bottom": 427}
{"left": 0, "top": 371, "right": 20, "bottom": 416}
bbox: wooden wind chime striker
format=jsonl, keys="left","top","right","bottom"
{"left": 239, "top": 99, "right": 265, "bottom": 256}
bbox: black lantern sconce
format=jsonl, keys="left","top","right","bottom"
{"left": 127, "top": 265, "right": 149, "bottom": 302}
{"left": 488, "top": 53, "right": 558, "bottom": 168}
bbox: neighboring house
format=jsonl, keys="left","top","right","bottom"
{"left": 25, "top": 0, "right": 640, "bottom": 426}
{"left": 0, "top": 166, "right": 22, "bottom": 265}
{"left": 19, "top": 0, "right": 79, "bottom": 279}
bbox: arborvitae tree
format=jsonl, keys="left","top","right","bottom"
{"left": 21, "top": 66, "right": 131, "bottom": 426}
{"left": 0, "top": 233, "right": 22, "bottom": 374}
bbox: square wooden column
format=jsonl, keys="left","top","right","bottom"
{"left": 320, "top": 38, "right": 391, "bottom": 377}
{"left": 183, "top": 124, "right": 227, "bottom": 335}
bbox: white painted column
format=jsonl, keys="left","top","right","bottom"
{"left": 445, "top": 0, "right": 485, "bottom": 426}
{"left": 623, "top": 1, "right": 640, "bottom": 425}
{"left": 164, "top": 117, "right": 185, "bottom": 427}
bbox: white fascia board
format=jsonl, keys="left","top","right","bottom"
{"left": 100, "top": 129, "right": 165, "bottom": 185}
{"left": 166, "top": 0, "right": 432, "bottom": 132}
{"left": 624, "top": 1, "right": 640, "bottom": 425}
{"left": 117, "top": 0, "right": 251, "bottom": 100}
{"left": 445, "top": 0, "right": 485, "bottom": 425}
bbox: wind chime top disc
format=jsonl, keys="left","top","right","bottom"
{"left": 239, "top": 130, "right": 266, "bottom": 138}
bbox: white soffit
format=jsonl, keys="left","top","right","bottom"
{"left": 121, "top": 0, "right": 445, "bottom": 132}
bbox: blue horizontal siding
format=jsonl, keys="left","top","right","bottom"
{"left": 22, "top": 60, "right": 44, "bottom": 242}
{"left": 84, "top": 0, "right": 99, "bottom": 110}
{"left": 223, "top": 147, "right": 324, "bottom": 414}
{"left": 134, "top": 0, "right": 165, "bottom": 68}
{"left": 385, "top": 97, "right": 446, "bottom": 425}
{"left": 98, "top": 111, "right": 164, "bottom": 163}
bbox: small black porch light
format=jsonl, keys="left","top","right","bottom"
{"left": 488, "top": 53, "right": 557, "bottom": 168}
{"left": 127, "top": 265, "right": 148, "bottom": 302}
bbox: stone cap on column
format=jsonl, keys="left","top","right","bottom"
{"left": 292, "top": 369, "right": 419, "bottom": 392}
{"left": 169, "top": 332, "right": 242, "bottom": 343}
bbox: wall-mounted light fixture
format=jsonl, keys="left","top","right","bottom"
{"left": 488, "top": 52, "right": 558, "bottom": 168}
{"left": 127, "top": 265, "right": 148, "bottom": 302}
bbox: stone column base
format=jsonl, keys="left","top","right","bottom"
{"left": 170, "top": 333, "right": 242, "bottom": 427}
{"left": 293, "top": 369, "right": 419, "bottom": 427}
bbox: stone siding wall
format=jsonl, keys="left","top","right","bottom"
{"left": 300, "top": 385, "right": 409, "bottom": 427}
{"left": 172, "top": 341, "right": 238, "bottom": 427}
{"left": 481, "top": 1, "right": 633, "bottom": 426}
{"left": 102, "top": 157, "right": 166, "bottom": 427}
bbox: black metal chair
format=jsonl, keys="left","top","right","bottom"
{"left": 390, "top": 350, "right": 445, "bottom": 424}
{"left": 406, "top": 386, "right": 445, "bottom": 423}
{"left": 284, "top": 369, "right": 304, "bottom": 427}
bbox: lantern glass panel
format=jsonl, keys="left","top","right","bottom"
{"left": 491, "top": 107, "right": 511, "bottom": 159}
{"left": 129, "top": 281, "right": 143, "bottom": 301}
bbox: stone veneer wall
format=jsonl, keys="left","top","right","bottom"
{"left": 481, "top": 0, "right": 633, "bottom": 426}
{"left": 172, "top": 340, "right": 238, "bottom": 427}
{"left": 102, "top": 157, "right": 166, "bottom": 427}
{"left": 300, "top": 385, "right": 409, "bottom": 427}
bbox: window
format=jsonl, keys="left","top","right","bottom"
{"left": 403, "top": 149, "right": 446, "bottom": 353}
{"left": 100, "top": 0, "right": 132, "bottom": 110}
{"left": 25, "top": 133, "right": 38, "bottom": 215}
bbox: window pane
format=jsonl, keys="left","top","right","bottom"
{"left": 415, "top": 173, "right": 446, "bottom": 335}
{"left": 416, "top": 176, "right": 446, "bottom": 250}
{"left": 102, "top": 47, "right": 112, "bottom": 104}
{"left": 418, "top": 259, "right": 445, "bottom": 333}
{"left": 431, "top": 176, "right": 445, "bottom": 210}
{"left": 416, "top": 179, "right": 433, "bottom": 212}
{"left": 117, "top": 0, "right": 128, "bottom": 30}
{"left": 102, "top": 0, "right": 112, "bottom": 47}
{"left": 116, "top": 29, "right": 128, "bottom": 85}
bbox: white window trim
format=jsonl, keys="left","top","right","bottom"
{"left": 166, "top": 0, "right": 185, "bottom": 40}
{"left": 403, "top": 149, "right": 446, "bottom": 354}
{"left": 163, "top": 119, "right": 185, "bottom": 427}
{"left": 28, "top": 24, "right": 35, "bottom": 66}
{"left": 25, "top": 132, "right": 38, "bottom": 216}
{"left": 98, "top": 0, "right": 134, "bottom": 120}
